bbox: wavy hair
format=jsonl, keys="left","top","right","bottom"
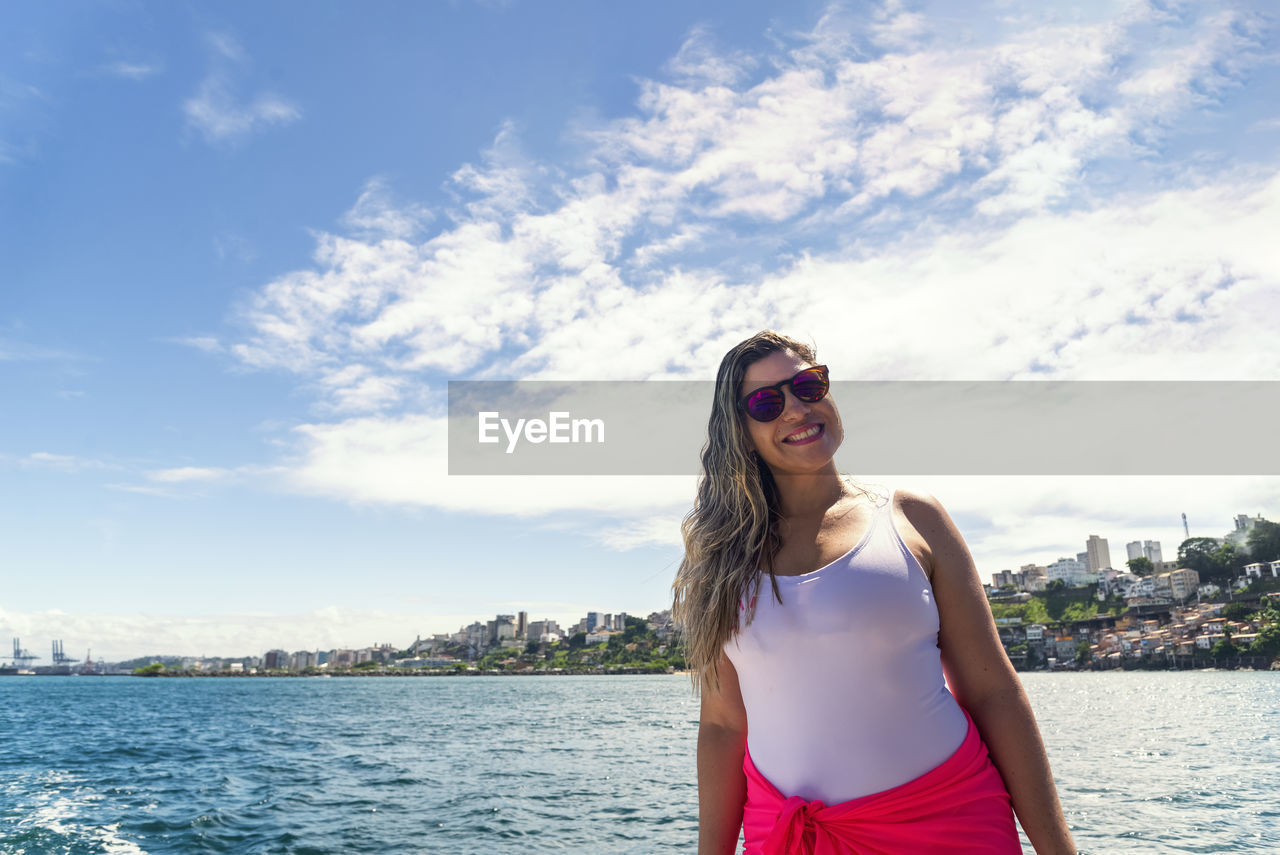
{"left": 672, "top": 331, "right": 861, "bottom": 692}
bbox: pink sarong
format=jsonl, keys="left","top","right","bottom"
{"left": 740, "top": 711, "right": 1021, "bottom": 854}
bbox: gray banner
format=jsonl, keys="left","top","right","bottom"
{"left": 447, "top": 381, "right": 1280, "bottom": 475}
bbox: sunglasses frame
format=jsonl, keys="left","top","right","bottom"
{"left": 737, "top": 364, "right": 830, "bottom": 423}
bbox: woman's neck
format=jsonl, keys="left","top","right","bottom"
{"left": 772, "top": 468, "right": 848, "bottom": 519}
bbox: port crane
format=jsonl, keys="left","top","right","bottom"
{"left": 8, "top": 638, "right": 38, "bottom": 669}
{"left": 51, "top": 639, "right": 75, "bottom": 666}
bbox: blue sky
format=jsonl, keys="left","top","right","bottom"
{"left": 2, "top": 1, "right": 1278, "bottom": 661}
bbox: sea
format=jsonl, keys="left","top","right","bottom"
{"left": 1, "top": 671, "right": 1276, "bottom": 854}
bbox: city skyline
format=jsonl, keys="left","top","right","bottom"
{"left": 7, "top": 506, "right": 1271, "bottom": 662}
{"left": 4, "top": 1, "right": 1279, "bottom": 661}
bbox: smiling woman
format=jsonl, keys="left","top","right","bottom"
{"left": 671, "top": 330, "right": 1076, "bottom": 855}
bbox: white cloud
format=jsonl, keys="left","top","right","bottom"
{"left": 206, "top": 31, "right": 246, "bottom": 63}
{"left": 104, "top": 463, "right": 286, "bottom": 497}
{"left": 627, "top": 223, "right": 710, "bottom": 268}
{"left": 313, "top": 363, "right": 407, "bottom": 414}
{"left": 103, "top": 482, "right": 179, "bottom": 497}
{"left": 169, "top": 335, "right": 224, "bottom": 354}
{"left": 758, "top": 168, "right": 1280, "bottom": 383}
{"left": 281, "top": 412, "right": 696, "bottom": 518}
{"left": 184, "top": 82, "right": 300, "bottom": 144}
{"left": 183, "top": 32, "right": 300, "bottom": 145}
{"left": 448, "top": 120, "right": 554, "bottom": 222}
{"left": 1116, "top": 9, "right": 1258, "bottom": 116}
{"left": 145, "top": 466, "right": 230, "bottom": 483}
{"left": 342, "top": 177, "right": 433, "bottom": 240}
{"left": 201, "top": 1, "right": 1278, "bottom": 550}
{"left": 212, "top": 232, "right": 257, "bottom": 263}
{"left": 15, "top": 452, "right": 116, "bottom": 473}
{"left": 663, "top": 25, "right": 757, "bottom": 87}
{"left": 100, "top": 61, "right": 160, "bottom": 80}
{"left": 0, "top": 337, "right": 81, "bottom": 362}
{"left": 0, "top": 76, "right": 47, "bottom": 165}
{"left": 0, "top": 605, "right": 481, "bottom": 663}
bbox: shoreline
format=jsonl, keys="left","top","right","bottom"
{"left": 11, "top": 660, "right": 1279, "bottom": 678}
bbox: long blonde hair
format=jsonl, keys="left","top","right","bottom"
{"left": 672, "top": 331, "right": 862, "bottom": 692}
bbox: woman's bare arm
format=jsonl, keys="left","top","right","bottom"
{"left": 901, "top": 489, "right": 1076, "bottom": 855}
{"left": 697, "top": 652, "right": 749, "bottom": 855}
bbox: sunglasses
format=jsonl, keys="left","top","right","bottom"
{"left": 737, "top": 365, "right": 830, "bottom": 422}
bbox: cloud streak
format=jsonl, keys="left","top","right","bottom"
{"left": 183, "top": 32, "right": 300, "bottom": 145}
{"left": 99, "top": 61, "right": 160, "bottom": 81}
{"left": 7, "top": 452, "right": 120, "bottom": 473}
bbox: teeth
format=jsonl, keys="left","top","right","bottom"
{"left": 786, "top": 425, "right": 821, "bottom": 442}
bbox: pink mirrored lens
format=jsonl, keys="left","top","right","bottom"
{"left": 746, "top": 391, "right": 785, "bottom": 421}
{"left": 792, "top": 370, "right": 828, "bottom": 401}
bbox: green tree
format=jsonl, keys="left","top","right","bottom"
{"left": 988, "top": 602, "right": 1027, "bottom": 621}
{"left": 1061, "top": 601, "right": 1098, "bottom": 623}
{"left": 1246, "top": 520, "right": 1280, "bottom": 562}
{"left": 1179, "top": 537, "right": 1223, "bottom": 577}
{"left": 1210, "top": 638, "right": 1239, "bottom": 658}
{"left": 1074, "top": 641, "right": 1093, "bottom": 666}
{"left": 1220, "top": 602, "right": 1256, "bottom": 623}
{"left": 1178, "top": 537, "right": 1243, "bottom": 588}
{"left": 567, "top": 632, "right": 587, "bottom": 650}
{"left": 621, "top": 616, "right": 649, "bottom": 643}
{"left": 1249, "top": 623, "right": 1280, "bottom": 659}
{"left": 1126, "top": 557, "right": 1154, "bottom": 576}
{"left": 133, "top": 663, "right": 165, "bottom": 677}
{"left": 1216, "top": 541, "right": 1247, "bottom": 582}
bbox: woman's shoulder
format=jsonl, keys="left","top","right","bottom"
{"left": 887, "top": 483, "right": 944, "bottom": 514}
{"left": 880, "top": 483, "right": 959, "bottom": 582}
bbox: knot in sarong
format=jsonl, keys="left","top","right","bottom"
{"left": 741, "top": 709, "right": 1022, "bottom": 854}
{"left": 763, "top": 795, "right": 829, "bottom": 854}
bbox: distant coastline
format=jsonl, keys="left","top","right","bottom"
{"left": 125, "top": 665, "right": 682, "bottom": 678}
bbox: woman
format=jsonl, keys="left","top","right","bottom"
{"left": 672, "top": 331, "right": 1075, "bottom": 855}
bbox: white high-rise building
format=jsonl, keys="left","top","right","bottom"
{"left": 1086, "top": 535, "right": 1112, "bottom": 573}
{"left": 1143, "top": 541, "right": 1163, "bottom": 564}
{"left": 1126, "top": 541, "right": 1144, "bottom": 562}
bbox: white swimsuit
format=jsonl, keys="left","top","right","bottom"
{"left": 722, "top": 487, "right": 969, "bottom": 805}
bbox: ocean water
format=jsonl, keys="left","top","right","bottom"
{"left": 0, "top": 672, "right": 1276, "bottom": 854}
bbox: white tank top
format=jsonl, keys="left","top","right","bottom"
{"left": 723, "top": 486, "right": 969, "bottom": 805}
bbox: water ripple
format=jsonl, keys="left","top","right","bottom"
{"left": 1, "top": 673, "right": 1276, "bottom": 853}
